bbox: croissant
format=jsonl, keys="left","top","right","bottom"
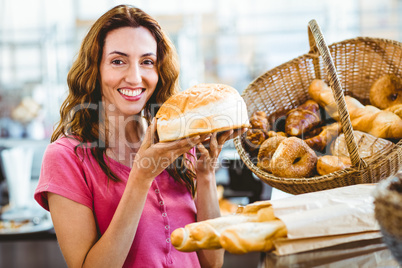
{"left": 285, "top": 100, "right": 321, "bottom": 136}
{"left": 249, "top": 111, "right": 269, "bottom": 131}
{"left": 304, "top": 122, "right": 342, "bottom": 152}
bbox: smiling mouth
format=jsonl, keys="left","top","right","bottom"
{"left": 118, "top": 88, "right": 143, "bottom": 97}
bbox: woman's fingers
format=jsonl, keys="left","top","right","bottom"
{"left": 196, "top": 142, "right": 210, "bottom": 158}
{"left": 217, "top": 129, "right": 234, "bottom": 145}
{"left": 153, "top": 134, "right": 207, "bottom": 158}
{"left": 150, "top": 117, "right": 159, "bottom": 144}
{"left": 141, "top": 118, "right": 156, "bottom": 149}
{"left": 209, "top": 132, "right": 219, "bottom": 157}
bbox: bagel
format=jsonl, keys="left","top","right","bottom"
{"left": 257, "top": 135, "right": 287, "bottom": 173}
{"left": 369, "top": 74, "right": 402, "bottom": 109}
{"left": 270, "top": 137, "right": 317, "bottom": 178}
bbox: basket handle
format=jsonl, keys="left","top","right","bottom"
{"left": 307, "top": 19, "right": 367, "bottom": 169}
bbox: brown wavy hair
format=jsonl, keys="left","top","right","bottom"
{"left": 51, "top": 5, "right": 196, "bottom": 196}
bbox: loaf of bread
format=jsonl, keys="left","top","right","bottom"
{"left": 308, "top": 79, "right": 402, "bottom": 139}
{"left": 170, "top": 201, "right": 278, "bottom": 252}
{"left": 155, "top": 83, "right": 250, "bottom": 142}
{"left": 285, "top": 100, "right": 321, "bottom": 136}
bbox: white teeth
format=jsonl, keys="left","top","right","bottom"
{"left": 119, "top": 89, "right": 142, "bottom": 97}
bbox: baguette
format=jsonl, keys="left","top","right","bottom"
{"left": 308, "top": 79, "right": 402, "bottom": 139}
{"left": 219, "top": 220, "right": 287, "bottom": 254}
{"left": 170, "top": 215, "right": 255, "bottom": 252}
{"left": 171, "top": 205, "right": 275, "bottom": 252}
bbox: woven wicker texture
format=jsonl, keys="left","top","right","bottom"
{"left": 234, "top": 20, "right": 402, "bottom": 194}
{"left": 374, "top": 175, "right": 402, "bottom": 265}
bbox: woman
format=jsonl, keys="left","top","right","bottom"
{"left": 34, "top": 5, "right": 241, "bottom": 268}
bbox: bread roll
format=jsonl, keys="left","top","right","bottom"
{"left": 316, "top": 155, "right": 352, "bottom": 176}
{"left": 385, "top": 104, "right": 402, "bottom": 118}
{"left": 308, "top": 79, "right": 402, "bottom": 139}
{"left": 155, "top": 83, "right": 250, "bottom": 142}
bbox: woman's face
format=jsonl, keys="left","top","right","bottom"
{"left": 100, "top": 26, "right": 158, "bottom": 117}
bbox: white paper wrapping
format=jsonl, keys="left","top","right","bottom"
{"left": 268, "top": 184, "right": 381, "bottom": 255}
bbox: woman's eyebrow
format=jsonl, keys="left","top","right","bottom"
{"left": 142, "top": 52, "right": 157, "bottom": 57}
{"left": 108, "top": 51, "right": 156, "bottom": 57}
{"left": 108, "top": 50, "right": 128, "bottom": 56}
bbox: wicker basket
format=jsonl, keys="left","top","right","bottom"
{"left": 234, "top": 19, "right": 402, "bottom": 195}
{"left": 373, "top": 174, "right": 402, "bottom": 265}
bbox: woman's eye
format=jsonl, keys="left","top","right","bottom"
{"left": 112, "top": 59, "right": 124, "bottom": 65}
{"left": 143, "top": 59, "right": 154, "bottom": 65}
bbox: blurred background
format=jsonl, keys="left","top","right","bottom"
{"left": 0, "top": 0, "right": 401, "bottom": 142}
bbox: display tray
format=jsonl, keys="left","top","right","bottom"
{"left": 0, "top": 208, "right": 53, "bottom": 235}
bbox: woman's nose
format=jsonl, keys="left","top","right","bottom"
{"left": 125, "top": 64, "right": 142, "bottom": 84}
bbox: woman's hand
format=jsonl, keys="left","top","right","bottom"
{"left": 130, "top": 118, "right": 209, "bottom": 185}
{"left": 195, "top": 128, "right": 247, "bottom": 179}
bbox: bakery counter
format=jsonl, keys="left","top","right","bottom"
{"left": 261, "top": 238, "right": 399, "bottom": 267}
{"left": 223, "top": 237, "right": 399, "bottom": 267}
{"left": 0, "top": 229, "right": 67, "bottom": 268}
